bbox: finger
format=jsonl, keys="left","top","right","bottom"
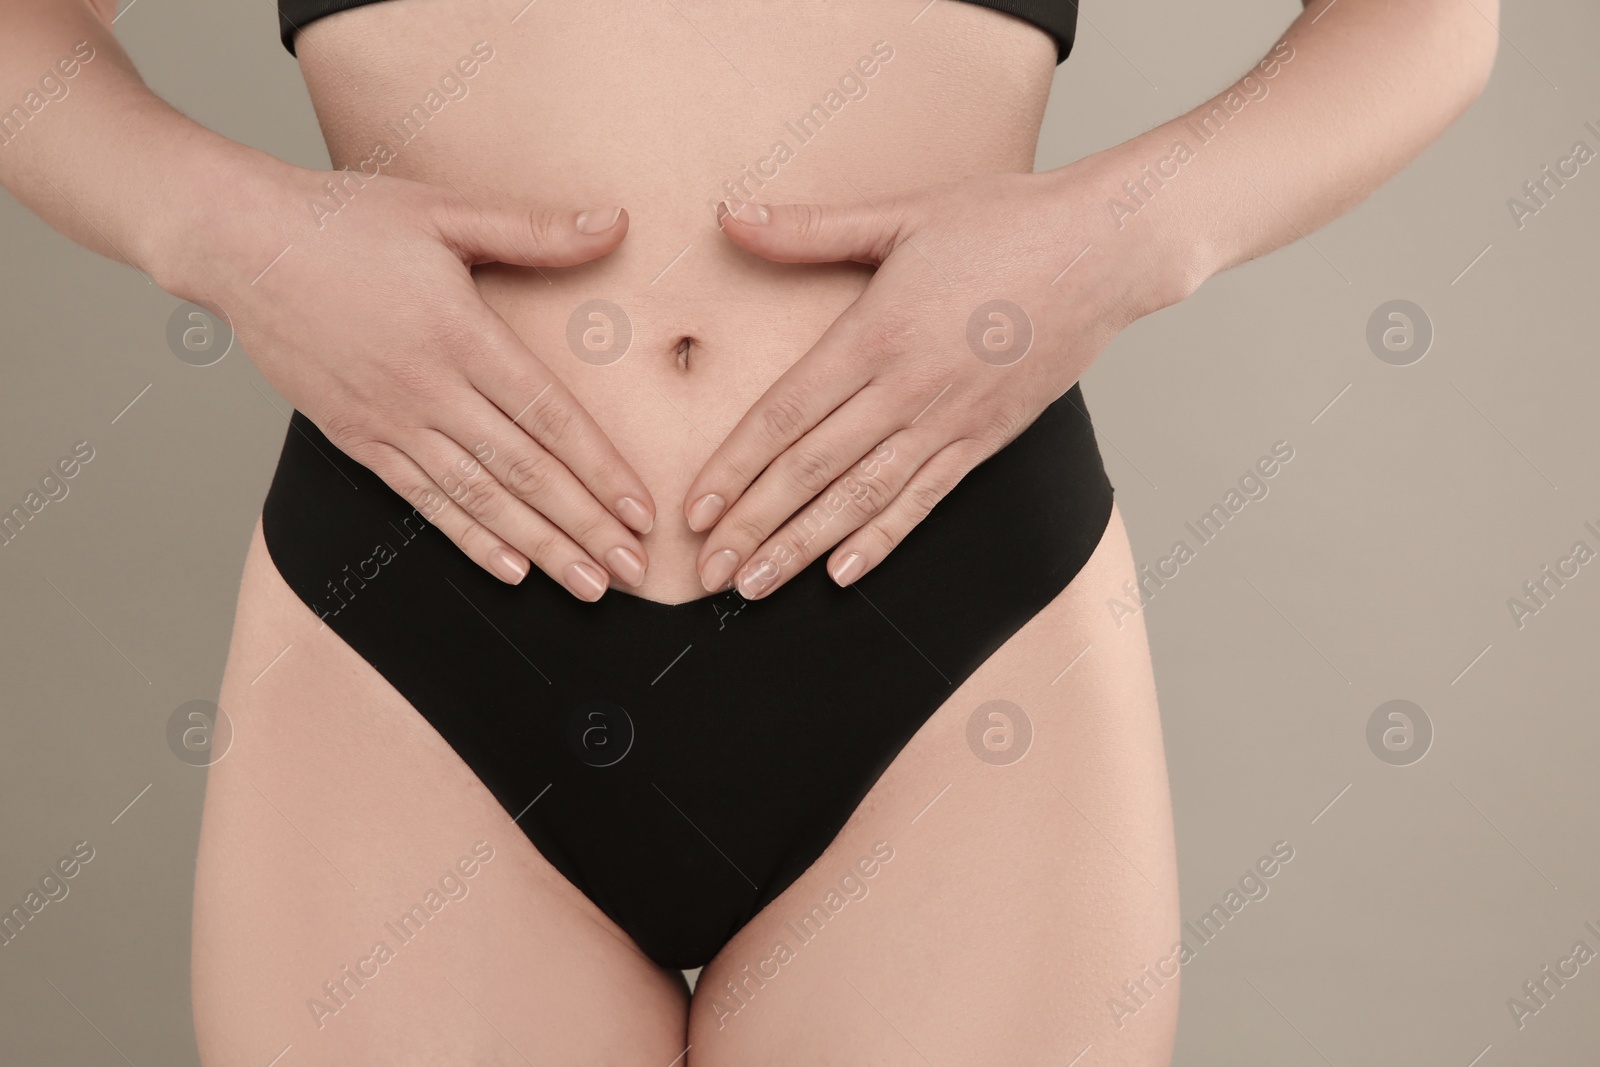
{"left": 356, "top": 440, "right": 534, "bottom": 587}
{"left": 403, "top": 430, "right": 614, "bottom": 602}
{"left": 825, "top": 441, "right": 989, "bottom": 588}
{"left": 682, "top": 318, "right": 872, "bottom": 533}
{"left": 694, "top": 386, "right": 910, "bottom": 592}
{"left": 437, "top": 397, "right": 648, "bottom": 587}
{"left": 723, "top": 428, "right": 932, "bottom": 601}
{"left": 466, "top": 312, "right": 657, "bottom": 535}
{"left": 716, "top": 196, "right": 905, "bottom": 266}
{"left": 434, "top": 197, "right": 631, "bottom": 268}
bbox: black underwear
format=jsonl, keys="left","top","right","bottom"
{"left": 260, "top": 384, "right": 1113, "bottom": 969}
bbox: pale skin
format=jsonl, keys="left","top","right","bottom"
{"left": 1, "top": 0, "right": 1495, "bottom": 1062}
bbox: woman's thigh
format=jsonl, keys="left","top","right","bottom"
{"left": 689, "top": 503, "right": 1180, "bottom": 1067}
{"left": 191, "top": 520, "right": 690, "bottom": 1067}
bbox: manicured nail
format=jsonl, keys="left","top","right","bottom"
{"left": 720, "top": 198, "right": 769, "bottom": 225}
{"left": 575, "top": 206, "right": 622, "bottom": 234}
{"left": 564, "top": 560, "right": 608, "bottom": 601}
{"left": 605, "top": 546, "right": 646, "bottom": 586}
{"left": 687, "top": 493, "right": 726, "bottom": 531}
{"left": 737, "top": 559, "right": 779, "bottom": 599}
{"left": 616, "top": 496, "right": 653, "bottom": 534}
{"left": 489, "top": 547, "right": 529, "bottom": 585}
{"left": 701, "top": 548, "right": 740, "bottom": 592}
{"left": 829, "top": 552, "right": 865, "bottom": 587}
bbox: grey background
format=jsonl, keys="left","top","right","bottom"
{"left": 2, "top": 0, "right": 1596, "bottom": 1063}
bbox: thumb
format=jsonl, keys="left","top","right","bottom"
{"left": 716, "top": 197, "right": 904, "bottom": 266}
{"left": 436, "top": 200, "right": 630, "bottom": 268}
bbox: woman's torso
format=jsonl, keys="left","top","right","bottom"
{"left": 294, "top": 0, "right": 1057, "bottom": 601}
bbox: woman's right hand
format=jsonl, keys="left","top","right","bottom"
{"left": 162, "top": 158, "right": 653, "bottom": 601}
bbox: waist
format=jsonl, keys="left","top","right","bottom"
{"left": 292, "top": 0, "right": 1056, "bottom": 598}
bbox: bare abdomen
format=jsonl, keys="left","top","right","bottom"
{"left": 292, "top": 0, "right": 1055, "bottom": 600}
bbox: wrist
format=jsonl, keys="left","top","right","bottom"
{"left": 142, "top": 136, "right": 313, "bottom": 304}
{"left": 1068, "top": 129, "right": 1221, "bottom": 318}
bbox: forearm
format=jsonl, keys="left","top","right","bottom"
{"left": 0, "top": 0, "right": 297, "bottom": 290}
{"left": 1072, "top": 0, "right": 1499, "bottom": 306}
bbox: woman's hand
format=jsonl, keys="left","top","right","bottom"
{"left": 162, "top": 160, "right": 655, "bottom": 602}
{"left": 684, "top": 162, "right": 1194, "bottom": 599}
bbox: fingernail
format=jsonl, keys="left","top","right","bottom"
{"left": 564, "top": 560, "right": 608, "bottom": 601}
{"left": 736, "top": 559, "right": 779, "bottom": 599}
{"left": 829, "top": 551, "right": 865, "bottom": 587}
{"left": 575, "top": 206, "right": 622, "bottom": 234}
{"left": 616, "top": 496, "right": 654, "bottom": 534}
{"left": 700, "top": 548, "right": 740, "bottom": 592}
{"left": 489, "top": 547, "right": 529, "bottom": 585}
{"left": 687, "top": 493, "right": 726, "bottom": 532}
{"left": 720, "top": 198, "right": 769, "bottom": 225}
{"left": 605, "top": 546, "right": 647, "bottom": 586}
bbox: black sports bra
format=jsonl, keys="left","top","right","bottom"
{"left": 278, "top": 0, "right": 1078, "bottom": 64}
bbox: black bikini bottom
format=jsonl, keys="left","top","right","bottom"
{"left": 260, "top": 383, "right": 1114, "bottom": 970}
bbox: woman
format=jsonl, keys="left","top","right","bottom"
{"left": 0, "top": 0, "right": 1495, "bottom": 1062}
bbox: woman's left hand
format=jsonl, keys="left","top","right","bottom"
{"left": 684, "top": 162, "right": 1193, "bottom": 599}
